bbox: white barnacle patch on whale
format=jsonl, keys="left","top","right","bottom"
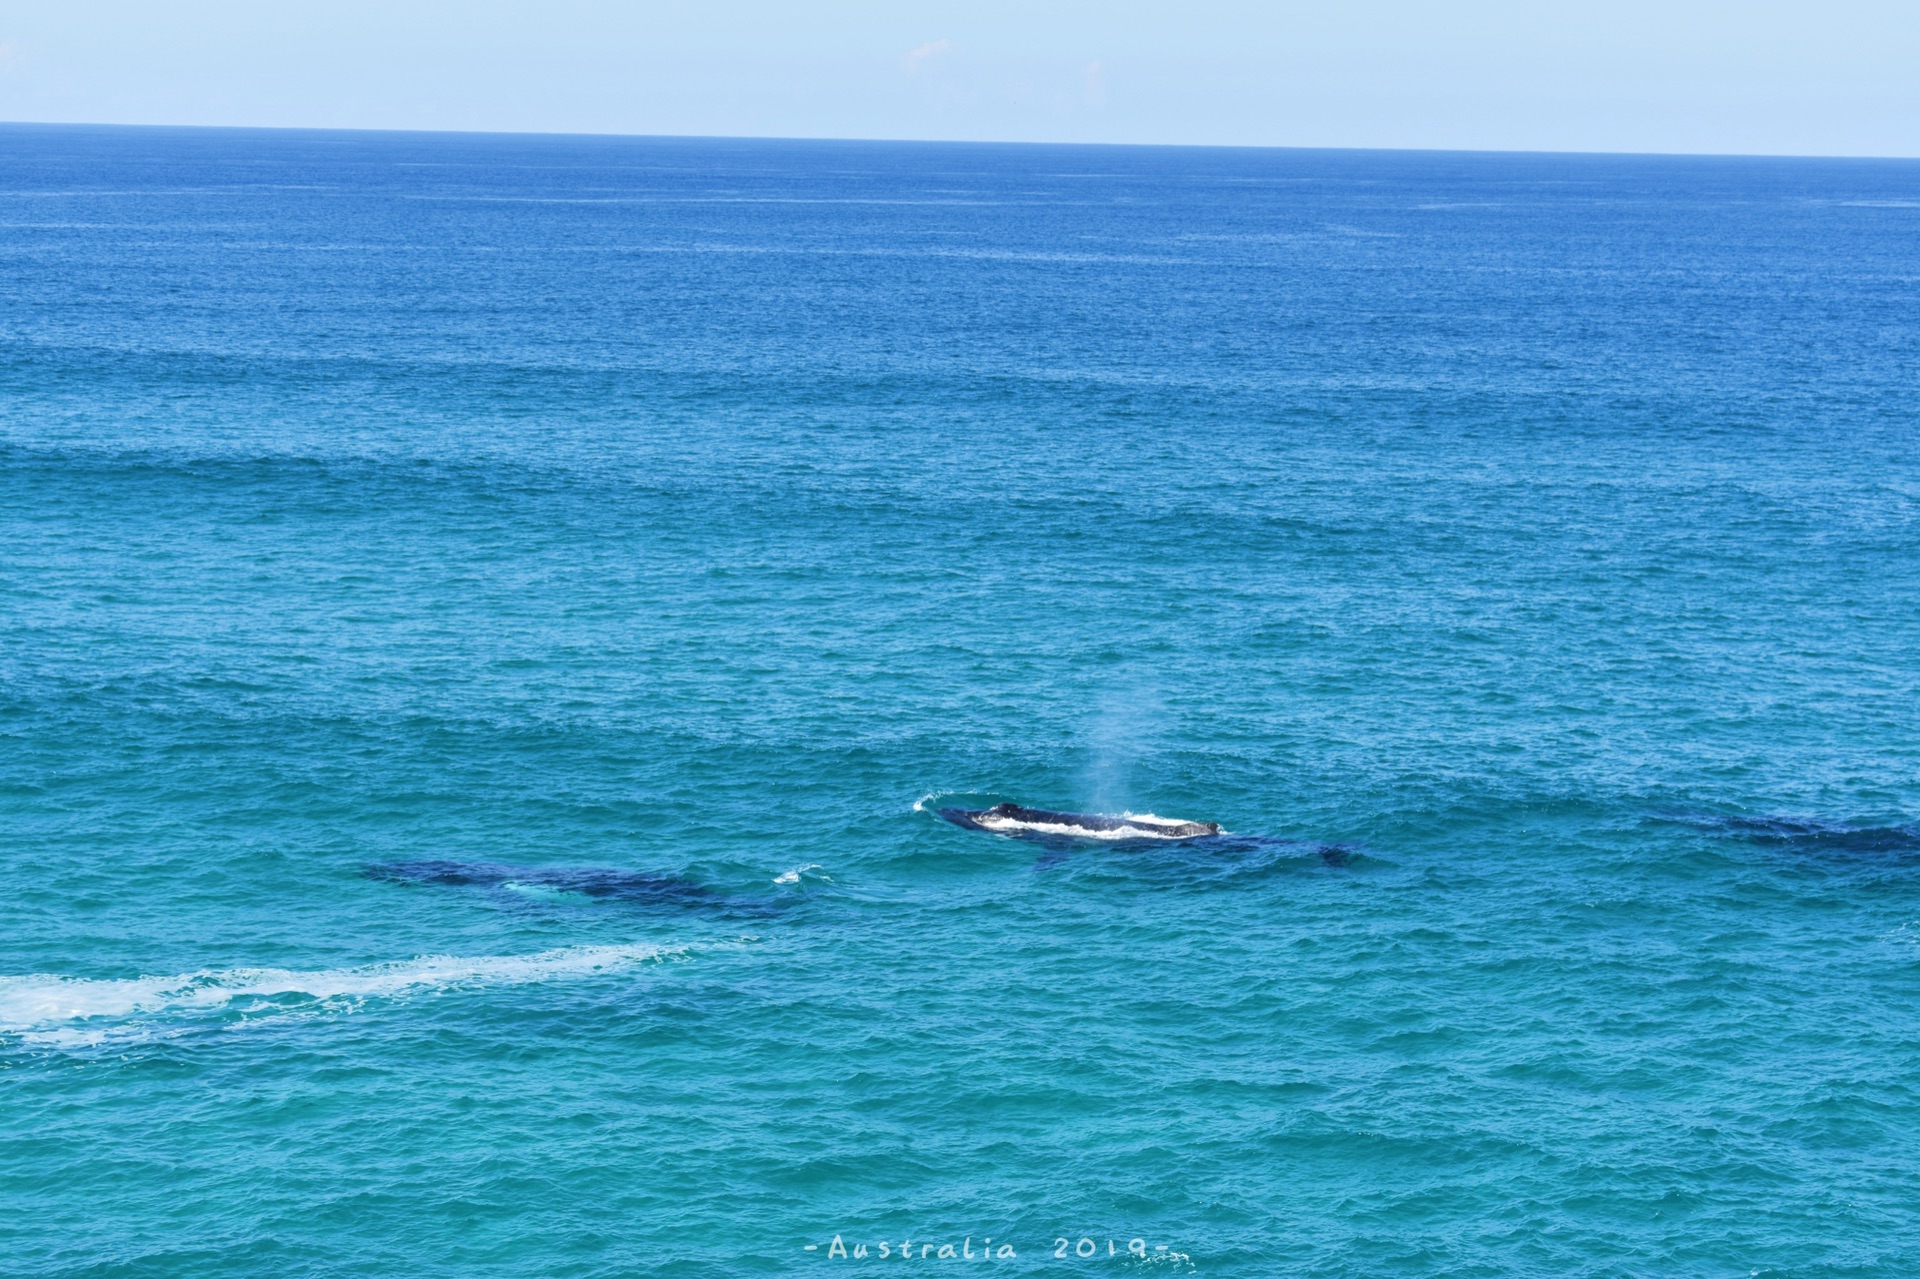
{"left": 934, "top": 802, "right": 1223, "bottom": 843}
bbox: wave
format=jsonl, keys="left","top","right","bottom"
{"left": 773, "top": 863, "right": 825, "bottom": 885}
{"left": 0, "top": 942, "right": 682, "bottom": 1047}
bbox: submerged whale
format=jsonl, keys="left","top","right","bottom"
{"left": 935, "top": 802, "right": 1223, "bottom": 842}
{"left": 1674, "top": 814, "right": 1920, "bottom": 855}
{"left": 365, "top": 860, "right": 780, "bottom": 916}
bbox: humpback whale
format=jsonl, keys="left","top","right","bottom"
{"left": 365, "top": 860, "right": 781, "bottom": 916}
{"left": 935, "top": 802, "right": 1223, "bottom": 842}
{"left": 1674, "top": 814, "right": 1920, "bottom": 854}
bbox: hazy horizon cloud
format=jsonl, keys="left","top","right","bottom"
{"left": 901, "top": 38, "right": 955, "bottom": 75}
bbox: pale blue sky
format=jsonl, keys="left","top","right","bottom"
{"left": 0, "top": 1, "right": 1916, "bottom": 155}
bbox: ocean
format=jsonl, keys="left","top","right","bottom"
{"left": 2, "top": 123, "right": 1917, "bottom": 1277}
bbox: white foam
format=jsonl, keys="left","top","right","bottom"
{"left": 501, "top": 880, "right": 583, "bottom": 902}
{"left": 772, "top": 863, "right": 824, "bottom": 885}
{"left": 0, "top": 942, "right": 681, "bottom": 1041}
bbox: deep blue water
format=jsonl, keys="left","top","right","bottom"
{"left": 3, "top": 124, "right": 1919, "bottom": 1278}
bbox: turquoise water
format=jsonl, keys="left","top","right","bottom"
{"left": 3, "top": 125, "right": 1919, "bottom": 1277}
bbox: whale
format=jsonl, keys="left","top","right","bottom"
{"left": 935, "top": 802, "right": 1223, "bottom": 843}
{"left": 365, "top": 860, "right": 781, "bottom": 916}
{"left": 1673, "top": 814, "right": 1920, "bottom": 854}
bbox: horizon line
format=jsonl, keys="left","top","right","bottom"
{"left": 3, "top": 118, "right": 1917, "bottom": 165}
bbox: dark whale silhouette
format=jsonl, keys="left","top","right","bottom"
{"left": 1675, "top": 814, "right": 1920, "bottom": 855}
{"left": 365, "top": 860, "right": 781, "bottom": 916}
{"left": 935, "top": 802, "right": 1223, "bottom": 842}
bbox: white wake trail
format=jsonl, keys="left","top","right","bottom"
{"left": 0, "top": 942, "right": 684, "bottom": 1045}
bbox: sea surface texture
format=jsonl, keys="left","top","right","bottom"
{"left": 3, "top": 125, "right": 1919, "bottom": 1278}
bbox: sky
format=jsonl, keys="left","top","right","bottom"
{"left": 0, "top": 1, "right": 1917, "bottom": 156}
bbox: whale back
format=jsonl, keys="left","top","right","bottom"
{"left": 938, "top": 803, "right": 1221, "bottom": 842}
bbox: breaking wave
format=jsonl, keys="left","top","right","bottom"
{"left": 773, "top": 863, "right": 825, "bottom": 884}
